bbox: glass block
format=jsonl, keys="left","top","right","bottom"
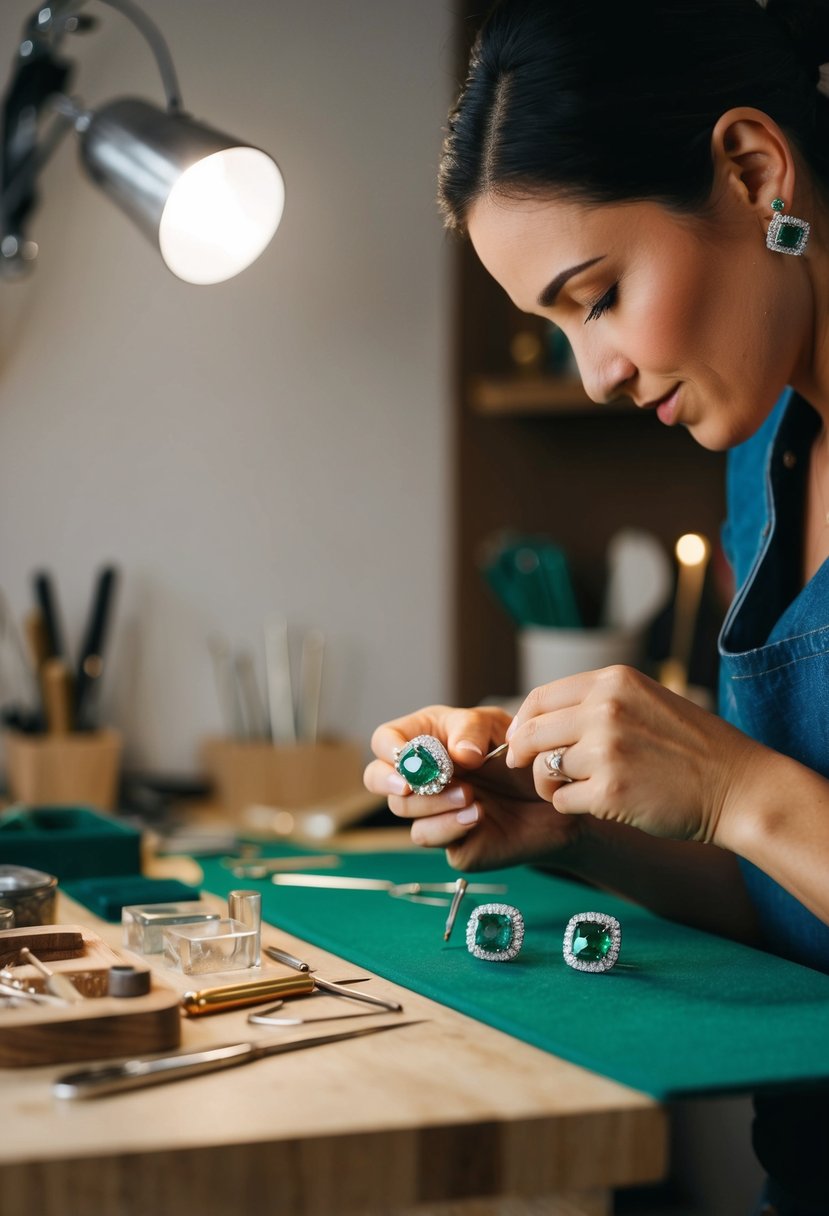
{"left": 122, "top": 901, "right": 220, "bottom": 955}
{"left": 161, "top": 917, "right": 258, "bottom": 975}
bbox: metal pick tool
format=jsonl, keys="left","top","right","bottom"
{"left": 19, "top": 947, "right": 84, "bottom": 1003}
{"left": 247, "top": 999, "right": 387, "bottom": 1027}
{"left": 443, "top": 878, "right": 469, "bottom": 942}
{"left": 53, "top": 1021, "right": 427, "bottom": 1099}
{"left": 482, "top": 742, "right": 509, "bottom": 763}
{"left": 223, "top": 853, "right": 341, "bottom": 880}
{"left": 265, "top": 945, "right": 403, "bottom": 1012}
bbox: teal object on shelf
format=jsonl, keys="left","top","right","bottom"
{"left": 481, "top": 534, "right": 582, "bottom": 628}
{"left": 0, "top": 805, "right": 142, "bottom": 881}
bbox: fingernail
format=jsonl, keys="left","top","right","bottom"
{"left": 505, "top": 748, "right": 514, "bottom": 768}
{"left": 455, "top": 739, "right": 483, "bottom": 757}
{"left": 387, "top": 773, "right": 410, "bottom": 795}
{"left": 456, "top": 804, "right": 480, "bottom": 825}
{"left": 446, "top": 785, "right": 469, "bottom": 808}
{"left": 505, "top": 719, "right": 516, "bottom": 741}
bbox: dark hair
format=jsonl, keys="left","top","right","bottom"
{"left": 438, "top": 0, "right": 829, "bottom": 230}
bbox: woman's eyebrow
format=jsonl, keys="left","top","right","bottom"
{"left": 537, "top": 255, "right": 606, "bottom": 308}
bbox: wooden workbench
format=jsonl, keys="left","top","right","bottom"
{"left": 0, "top": 888, "right": 666, "bottom": 1216}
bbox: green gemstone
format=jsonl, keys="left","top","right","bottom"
{"left": 398, "top": 744, "right": 440, "bottom": 788}
{"left": 771, "top": 197, "right": 785, "bottom": 212}
{"left": 776, "top": 223, "right": 803, "bottom": 250}
{"left": 475, "top": 913, "right": 514, "bottom": 952}
{"left": 572, "top": 921, "right": 614, "bottom": 962}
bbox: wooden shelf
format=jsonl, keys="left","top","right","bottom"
{"left": 469, "top": 374, "right": 634, "bottom": 416}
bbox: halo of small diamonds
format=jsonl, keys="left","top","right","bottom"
{"left": 395, "top": 734, "right": 454, "bottom": 796}
{"left": 466, "top": 903, "right": 525, "bottom": 962}
{"left": 766, "top": 211, "right": 810, "bottom": 256}
{"left": 563, "top": 912, "right": 622, "bottom": 973}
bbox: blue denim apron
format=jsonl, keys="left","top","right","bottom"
{"left": 719, "top": 388, "right": 829, "bottom": 975}
{"left": 721, "top": 391, "right": 829, "bottom": 1216}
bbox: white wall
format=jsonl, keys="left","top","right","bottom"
{"left": 0, "top": 0, "right": 454, "bottom": 772}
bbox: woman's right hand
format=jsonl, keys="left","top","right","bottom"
{"left": 363, "top": 704, "right": 585, "bottom": 873}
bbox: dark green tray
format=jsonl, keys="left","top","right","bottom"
{"left": 0, "top": 805, "right": 141, "bottom": 880}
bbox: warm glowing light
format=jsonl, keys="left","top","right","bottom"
{"left": 675, "top": 533, "right": 709, "bottom": 567}
{"left": 159, "top": 147, "right": 285, "bottom": 284}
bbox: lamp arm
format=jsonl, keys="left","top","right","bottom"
{"left": 0, "top": 111, "right": 74, "bottom": 218}
{"left": 56, "top": 0, "right": 183, "bottom": 112}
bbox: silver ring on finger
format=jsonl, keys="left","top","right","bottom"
{"left": 544, "top": 747, "right": 574, "bottom": 783}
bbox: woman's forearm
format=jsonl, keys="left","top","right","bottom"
{"left": 717, "top": 747, "right": 829, "bottom": 927}
{"left": 548, "top": 818, "right": 763, "bottom": 945}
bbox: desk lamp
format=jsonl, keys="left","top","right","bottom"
{"left": 0, "top": 0, "right": 285, "bottom": 284}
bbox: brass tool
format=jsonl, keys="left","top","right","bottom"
{"left": 443, "top": 878, "right": 469, "bottom": 942}
{"left": 53, "top": 1020, "right": 427, "bottom": 1099}
{"left": 181, "top": 973, "right": 315, "bottom": 1016}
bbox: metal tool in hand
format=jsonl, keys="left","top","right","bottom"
{"left": 265, "top": 945, "right": 403, "bottom": 1012}
{"left": 53, "top": 1020, "right": 426, "bottom": 1099}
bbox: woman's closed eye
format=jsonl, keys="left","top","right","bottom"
{"left": 584, "top": 282, "right": 618, "bottom": 323}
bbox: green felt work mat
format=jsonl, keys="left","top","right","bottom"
{"left": 199, "top": 848, "right": 829, "bottom": 1100}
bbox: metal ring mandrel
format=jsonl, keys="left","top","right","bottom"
{"left": 394, "top": 734, "right": 454, "bottom": 795}
{"left": 544, "top": 747, "right": 574, "bottom": 783}
{"left": 563, "top": 912, "right": 622, "bottom": 973}
{"left": 466, "top": 903, "right": 525, "bottom": 962}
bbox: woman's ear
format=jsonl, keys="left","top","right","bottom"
{"left": 710, "top": 106, "right": 797, "bottom": 216}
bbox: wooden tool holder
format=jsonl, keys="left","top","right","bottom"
{"left": 3, "top": 728, "right": 123, "bottom": 812}
{"left": 0, "top": 922, "right": 181, "bottom": 1067}
{"left": 201, "top": 737, "right": 366, "bottom": 820}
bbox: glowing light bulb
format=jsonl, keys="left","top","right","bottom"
{"left": 675, "top": 533, "right": 709, "bottom": 567}
{"left": 159, "top": 147, "right": 284, "bottom": 284}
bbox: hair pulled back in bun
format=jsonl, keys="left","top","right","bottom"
{"left": 439, "top": 0, "right": 829, "bottom": 231}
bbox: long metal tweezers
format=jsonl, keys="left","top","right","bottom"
{"left": 264, "top": 945, "right": 403, "bottom": 1012}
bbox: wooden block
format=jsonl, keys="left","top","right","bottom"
{"left": 0, "top": 926, "right": 85, "bottom": 966}
{"left": 0, "top": 923, "right": 181, "bottom": 1066}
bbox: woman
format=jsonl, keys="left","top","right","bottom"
{"left": 364, "top": 1, "right": 829, "bottom": 1212}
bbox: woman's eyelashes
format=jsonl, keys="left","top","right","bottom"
{"left": 584, "top": 282, "right": 618, "bottom": 323}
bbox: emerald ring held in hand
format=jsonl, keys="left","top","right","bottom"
{"left": 393, "top": 734, "right": 454, "bottom": 795}
{"left": 563, "top": 912, "right": 622, "bottom": 973}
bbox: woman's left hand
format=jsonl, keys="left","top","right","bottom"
{"left": 505, "top": 664, "right": 763, "bottom": 845}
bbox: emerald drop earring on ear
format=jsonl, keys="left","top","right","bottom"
{"left": 766, "top": 197, "right": 810, "bottom": 256}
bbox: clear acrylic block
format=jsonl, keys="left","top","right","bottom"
{"left": 122, "top": 902, "right": 220, "bottom": 955}
{"left": 161, "top": 917, "right": 258, "bottom": 975}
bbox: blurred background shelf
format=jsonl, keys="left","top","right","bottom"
{"left": 469, "top": 373, "right": 634, "bottom": 417}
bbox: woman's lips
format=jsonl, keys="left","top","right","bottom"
{"left": 655, "top": 386, "right": 681, "bottom": 426}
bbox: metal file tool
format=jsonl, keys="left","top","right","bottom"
{"left": 53, "top": 1020, "right": 426, "bottom": 1099}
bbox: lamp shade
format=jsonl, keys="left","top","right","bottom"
{"left": 80, "top": 98, "right": 284, "bottom": 284}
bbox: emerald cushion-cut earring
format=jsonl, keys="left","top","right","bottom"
{"left": 766, "top": 197, "right": 810, "bottom": 256}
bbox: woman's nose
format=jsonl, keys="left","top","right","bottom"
{"left": 572, "top": 341, "right": 636, "bottom": 405}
